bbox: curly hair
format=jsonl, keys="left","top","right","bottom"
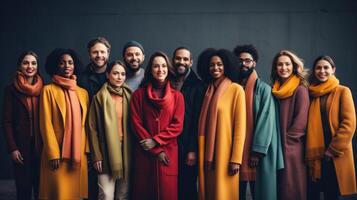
{"left": 233, "top": 44, "right": 259, "bottom": 62}
{"left": 45, "top": 48, "right": 83, "bottom": 77}
{"left": 309, "top": 55, "right": 336, "bottom": 84}
{"left": 139, "top": 51, "right": 176, "bottom": 88}
{"left": 270, "top": 50, "right": 309, "bottom": 86}
{"left": 197, "top": 48, "right": 240, "bottom": 84}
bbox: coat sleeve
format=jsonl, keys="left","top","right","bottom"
{"left": 130, "top": 91, "right": 164, "bottom": 155}
{"left": 230, "top": 86, "right": 246, "bottom": 164}
{"left": 153, "top": 93, "right": 185, "bottom": 146}
{"left": 287, "top": 86, "right": 309, "bottom": 141}
{"left": 2, "top": 87, "right": 18, "bottom": 153}
{"left": 39, "top": 86, "right": 61, "bottom": 160}
{"left": 251, "top": 84, "right": 275, "bottom": 155}
{"left": 88, "top": 97, "right": 103, "bottom": 162}
{"left": 328, "top": 87, "right": 356, "bottom": 156}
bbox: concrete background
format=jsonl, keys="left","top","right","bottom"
{"left": 0, "top": 0, "right": 357, "bottom": 178}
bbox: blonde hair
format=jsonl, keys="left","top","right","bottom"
{"left": 270, "top": 50, "right": 309, "bottom": 86}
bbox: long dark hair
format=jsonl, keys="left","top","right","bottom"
{"left": 139, "top": 51, "right": 176, "bottom": 88}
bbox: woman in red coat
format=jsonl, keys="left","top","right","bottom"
{"left": 130, "top": 51, "right": 185, "bottom": 200}
{"left": 2, "top": 51, "right": 43, "bottom": 200}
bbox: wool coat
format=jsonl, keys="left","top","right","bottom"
{"left": 39, "top": 83, "right": 89, "bottom": 200}
{"left": 320, "top": 85, "right": 356, "bottom": 195}
{"left": 2, "top": 85, "right": 41, "bottom": 199}
{"left": 130, "top": 82, "right": 185, "bottom": 200}
{"left": 198, "top": 83, "right": 246, "bottom": 200}
{"left": 276, "top": 85, "right": 309, "bottom": 200}
{"left": 250, "top": 79, "right": 284, "bottom": 200}
{"left": 177, "top": 70, "right": 205, "bottom": 200}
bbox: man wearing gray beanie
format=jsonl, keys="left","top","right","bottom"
{"left": 122, "top": 40, "right": 145, "bottom": 91}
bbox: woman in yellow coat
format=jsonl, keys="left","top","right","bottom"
{"left": 197, "top": 49, "right": 246, "bottom": 200}
{"left": 306, "top": 55, "right": 356, "bottom": 200}
{"left": 39, "top": 48, "right": 89, "bottom": 200}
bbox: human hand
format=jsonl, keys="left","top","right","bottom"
{"left": 157, "top": 152, "right": 170, "bottom": 166}
{"left": 50, "top": 159, "right": 60, "bottom": 171}
{"left": 324, "top": 150, "right": 334, "bottom": 161}
{"left": 140, "top": 138, "right": 157, "bottom": 151}
{"left": 93, "top": 161, "right": 103, "bottom": 173}
{"left": 186, "top": 152, "right": 197, "bottom": 166}
{"left": 228, "top": 162, "right": 240, "bottom": 176}
{"left": 11, "top": 150, "right": 24, "bottom": 165}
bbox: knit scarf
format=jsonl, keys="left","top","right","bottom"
{"left": 146, "top": 81, "right": 173, "bottom": 109}
{"left": 52, "top": 75, "right": 82, "bottom": 165}
{"left": 13, "top": 71, "right": 43, "bottom": 152}
{"left": 241, "top": 70, "right": 258, "bottom": 180}
{"left": 272, "top": 75, "right": 301, "bottom": 99}
{"left": 99, "top": 82, "right": 132, "bottom": 180}
{"left": 306, "top": 76, "right": 339, "bottom": 181}
{"left": 198, "top": 76, "right": 231, "bottom": 170}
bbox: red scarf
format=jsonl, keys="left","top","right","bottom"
{"left": 146, "top": 81, "right": 173, "bottom": 109}
{"left": 52, "top": 75, "right": 82, "bottom": 165}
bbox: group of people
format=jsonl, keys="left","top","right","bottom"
{"left": 2, "top": 37, "right": 356, "bottom": 200}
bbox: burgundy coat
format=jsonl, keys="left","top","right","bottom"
{"left": 277, "top": 85, "right": 309, "bottom": 200}
{"left": 2, "top": 85, "right": 41, "bottom": 155}
{"left": 130, "top": 82, "right": 184, "bottom": 200}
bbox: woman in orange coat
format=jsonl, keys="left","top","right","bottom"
{"left": 39, "top": 48, "right": 89, "bottom": 200}
{"left": 3, "top": 51, "right": 43, "bottom": 200}
{"left": 306, "top": 55, "right": 356, "bottom": 200}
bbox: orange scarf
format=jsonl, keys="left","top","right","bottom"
{"left": 13, "top": 71, "right": 43, "bottom": 152}
{"left": 306, "top": 76, "right": 339, "bottom": 181}
{"left": 272, "top": 75, "right": 301, "bottom": 99}
{"left": 198, "top": 76, "right": 231, "bottom": 170}
{"left": 52, "top": 75, "right": 82, "bottom": 165}
{"left": 241, "top": 70, "right": 258, "bottom": 180}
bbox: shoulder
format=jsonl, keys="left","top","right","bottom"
{"left": 77, "top": 86, "right": 89, "bottom": 97}
{"left": 230, "top": 82, "right": 244, "bottom": 93}
{"left": 295, "top": 84, "right": 309, "bottom": 96}
{"left": 132, "top": 87, "right": 145, "bottom": 98}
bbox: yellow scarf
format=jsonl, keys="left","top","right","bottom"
{"left": 306, "top": 76, "right": 339, "bottom": 181}
{"left": 272, "top": 75, "right": 301, "bottom": 99}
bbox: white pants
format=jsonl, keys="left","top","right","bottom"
{"left": 98, "top": 174, "right": 129, "bottom": 200}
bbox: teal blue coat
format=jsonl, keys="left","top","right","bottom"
{"left": 251, "top": 79, "right": 284, "bottom": 200}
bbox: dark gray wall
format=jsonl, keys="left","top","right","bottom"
{"left": 1, "top": 0, "right": 356, "bottom": 178}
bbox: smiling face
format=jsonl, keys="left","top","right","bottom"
{"left": 239, "top": 52, "right": 255, "bottom": 71}
{"left": 107, "top": 64, "right": 126, "bottom": 88}
{"left": 209, "top": 56, "right": 224, "bottom": 79}
{"left": 173, "top": 49, "right": 192, "bottom": 75}
{"left": 151, "top": 56, "right": 168, "bottom": 83}
{"left": 276, "top": 55, "right": 293, "bottom": 82}
{"left": 58, "top": 54, "right": 74, "bottom": 78}
{"left": 19, "top": 54, "right": 38, "bottom": 78}
{"left": 314, "top": 59, "right": 335, "bottom": 83}
{"left": 124, "top": 46, "right": 145, "bottom": 71}
{"left": 89, "top": 43, "right": 109, "bottom": 69}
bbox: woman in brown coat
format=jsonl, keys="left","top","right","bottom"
{"left": 270, "top": 50, "right": 309, "bottom": 200}
{"left": 2, "top": 51, "right": 43, "bottom": 200}
{"left": 306, "top": 56, "right": 356, "bottom": 200}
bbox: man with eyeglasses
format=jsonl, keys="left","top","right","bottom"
{"left": 233, "top": 44, "right": 284, "bottom": 200}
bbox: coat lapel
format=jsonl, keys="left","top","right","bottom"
{"left": 11, "top": 87, "right": 31, "bottom": 113}
{"left": 77, "top": 89, "right": 87, "bottom": 126}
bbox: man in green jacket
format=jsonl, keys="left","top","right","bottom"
{"left": 234, "top": 44, "right": 284, "bottom": 200}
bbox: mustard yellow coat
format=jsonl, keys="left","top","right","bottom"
{"left": 198, "top": 83, "right": 246, "bottom": 200}
{"left": 323, "top": 85, "right": 356, "bottom": 195}
{"left": 39, "top": 83, "right": 89, "bottom": 200}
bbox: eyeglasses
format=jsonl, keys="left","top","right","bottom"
{"left": 239, "top": 59, "right": 253, "bottom": 65}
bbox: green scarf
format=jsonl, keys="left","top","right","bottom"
{"left": 97, "top": 82, "right": 132, "bottom": 180}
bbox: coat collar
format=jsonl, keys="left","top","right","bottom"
{"left": 51, "top": 84, "right": 87, "bottom": 126}
{"left": 10, "top": 85, "right": 31, "bottom": 113}
{"left": 182, "top": 70, "right": 201, "bottom": 89}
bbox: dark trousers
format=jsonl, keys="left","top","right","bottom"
{"left": 240, "top": 181, "right": 255, "bottom": 200}
{"left": 178, "top": 161, "right": 198, "bottom": 200}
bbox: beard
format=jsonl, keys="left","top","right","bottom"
{"left": 92, "top": 57, "right": 108, "bottom": 69}
{"left": 125, "top": 60, "right": 142, "bottom": 73}
{"left": 175, "top": 63, "right": 189, "bottom": 76}
{"left": 239, "top": 67, "right": 254, "bottom": 80}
